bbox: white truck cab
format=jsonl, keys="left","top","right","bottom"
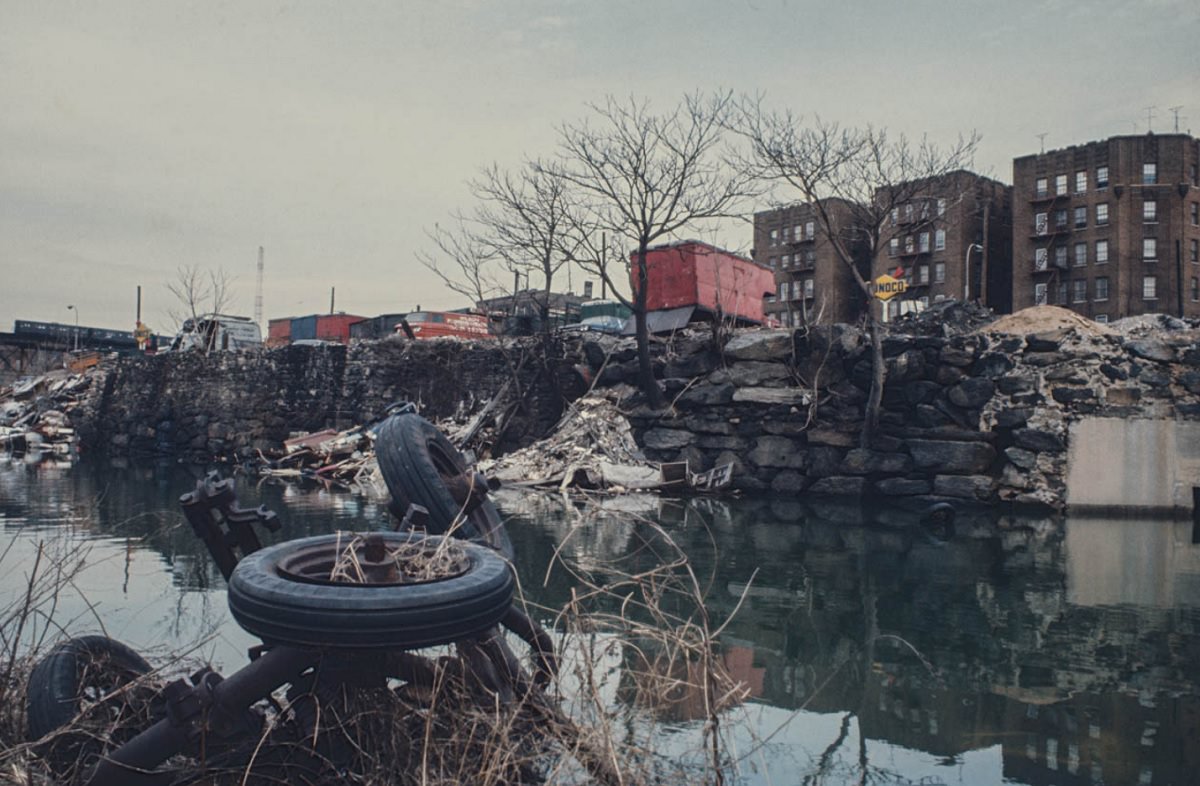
{"left": 168, "top": 314, "right": 262, "bottom": 352}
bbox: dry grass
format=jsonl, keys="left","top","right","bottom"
{"left": 1, "top": 506, "right": 757, "bottom": 786}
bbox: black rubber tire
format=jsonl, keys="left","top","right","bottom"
{"left": 375, "top": 412, "right": 513, "bottom": 558}
{"left": 26, "top": 635, "right": 153, "bottom": 740}
{"left": 227, "top": 533, "right": 515, "bottom": 649}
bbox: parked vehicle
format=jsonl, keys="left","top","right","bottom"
{"left": 167, "top": 314, "right": 262, "bottom": 352}
{"left": 396, "top": 311, "right": 492, "bottom": 340}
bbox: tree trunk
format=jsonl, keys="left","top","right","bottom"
{"left": 862, "top": 317, "right": 884, "bottom": 449}
{"left": 634, "top": 245, "right": 665, "bottom": 409}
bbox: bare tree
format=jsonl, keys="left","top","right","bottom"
{"left": 734, "top": 103, "right": 979, "bottom": 445}
{"left": 166, "top": 264, "right": 233, "bottom": 353}
{"left": 542, "top": 92, "right": 758, "bottom": 409}
{"left": 417, "top": 217, "right": 508, "bottom": 309}
{"left": 470, "top": 161, "right": 580, "bottom": 334}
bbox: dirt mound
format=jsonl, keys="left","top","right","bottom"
{"left": 979, "top": 305, "right": 1116, "bottom": 337}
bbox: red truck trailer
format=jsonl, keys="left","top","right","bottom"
{"left": 629, "top": 241, "right": 775, "bottom": 332}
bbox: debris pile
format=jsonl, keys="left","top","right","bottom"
{"left": 255, "top": 426, "right": 386, "bottom": 493}
{"left": 982, "top": 304, "right": 1116, "bottom": 337}
{"left": 0, "top": 372, "right": 91, "bottom": 460}
{"left": 889, "top": 299, "right": 998, "bottom": 337}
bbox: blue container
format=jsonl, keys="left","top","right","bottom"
{"left": 290, "top": 315, "right": 318, "bottom": 341}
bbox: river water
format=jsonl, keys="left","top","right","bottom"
{"left": 2, "top": 456, "right": 1199, "bottom": 786}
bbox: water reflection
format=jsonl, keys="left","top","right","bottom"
{"left": 2, "top": 459, "right": 1199, "bottom": 786}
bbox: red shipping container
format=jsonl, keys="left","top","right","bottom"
{"left": 631, "top": 241, "right": 774, "bottom": 327}
{"left": 315, "top": 313, "right": 366, "bottom": 344}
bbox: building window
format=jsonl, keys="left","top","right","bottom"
{"left": 888, "top": 239, "right": 898, "bottom": 257}
{"left": 1035, "top": 248, "right": 1048, "bottom": 270}
{"left": 1193, "top": 277, "right": 1200, "bottom": 302}
{"left": 905, "top": 235, "right": 914, "bottom": 254}
{"left": 1144, "top": 238, "right": 1157, "bottom": 261}
{"left": 937, "top": 198, "right": 946, "bottom": 216}
{"left": 1192, "top": 239, "right": 1199, "bottom": 263}
{"left": 1143, "top": 275, "right": 1157, "bottom": 299}
{"left": 769, "top": 229, "right": 778, "bottom": 246}
{"left": 805, "top": 249, "right": 816, "bottom": 266}
{"left": 790, "top": 280, "right": 800, "bottom": 300}
{"left": 1034, "top": 283, "right": 1048, "bottom": 304}
{"left": 934, "top": 262, "right": 945, "bottom": 283}
{"left": 805, "top": 221, "right": 815, "bottom": 240}
{"left": 1054, "top": 209, "right": 1068, "bottom": 229}
{"left": 1073, "top": 279, "right": 1087, "bottom": 303}
{"left": 1096, "top": 239, "right": 1109, "bottom": 264}
{"left": 1074, "top": 206, "right": 1087, "bottom": 228}
{"left": 934, "top": 229, "right": 946, "bottom": 251}
{"left": 803, "top": 278, "right": 814, "bottom": 298}
{"left": 781, "top": 254, "right": 791, "bottom": 269}
{"left": 778, "top": 283, "right": 786, "bottom": 301}
{"left": 1143, "top": 162, "right": 1157, "bottom": 185}
{"left": 769, "top": 256, "right": 777, "bottom": 270}
{"left": 904, "top": 203, "right": 914, "bottom": 222}
{"left": 1143, "top": 200, "right": 1157, "bottom": 222}
{"left": 919, "top": 232, "right": 930, "bottom": 253}
{"left": 1074, "top": 242, "right": 1087, "bottom": 266}
{"left": 1096, "top": 276, "right": 1109, "bottom": 301}
{"left": 1191, "top": 202, "right": 1198, "bottom": 225}
{"left": 1035, "top": 212, "right": 1048, "bottom": 235}
{"left": 1095, "top": 314, "right": 1109, "bottom": 324}
{"left": 1096, "top": 203, "right": 1109, "bottom": 225}
{"left": 1075, "top": 171, "right": 1087, "bottom": 193}
{"left": 1057, "top": 282, "right": 1068, "bottom": 304}
{"left": 1035, "top": 177, "right": 1048, "bottom": 198}
{"left": 1096, "top": 165, "right": 1109, "bottom": 189}
{"left": 918, "top": 265, "right": 930, "bottom": 284}
{"left": 1055, "top": 246, "right": 1068, "bottom": 268}
{"left": 890, "top": 207, "right": 899, "bottom": 225}
{"left": 1055, "top": 174, "right": 1068, "bottom": 195}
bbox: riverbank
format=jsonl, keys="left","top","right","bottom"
{"left": 47, "top": 305, "right": 1200, "bottom": 514}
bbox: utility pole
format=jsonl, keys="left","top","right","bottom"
{"left": 1169, "top": 106, "right": 1184, "bottom": 133}
{"left": 1036, "top": 133, "right": 1048, "bottom": 154}
{"left": 254, "top": 246, "right": 264, "bottom": 331}
{"left": 1144, "top": 106, "right": 1156, "bottom": 132}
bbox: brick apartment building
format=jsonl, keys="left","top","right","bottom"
{"left": 1012, "top": 133, "right": 1200, "bottom": 321}
{"left": 752, "top": 198, "right": 869, "bottom": 327}
{"left": 872, "top": 170, "right": 1013, "bottom": 320}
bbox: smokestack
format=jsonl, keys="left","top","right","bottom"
{"left": 330, "top": 287, "right": 335, "bottom": 314}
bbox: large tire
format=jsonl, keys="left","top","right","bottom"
{"left": 26, "top": 635, "right": 154, "bottom": 740}
{"left": 375, "top": 412, "right": 513, "bottom": 558}
{"left": 227, "top": 532, "right": 515, "bottom": 649}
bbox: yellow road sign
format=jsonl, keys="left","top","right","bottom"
{"left": 872, "top": 274, "right": 907, "bottom": 301}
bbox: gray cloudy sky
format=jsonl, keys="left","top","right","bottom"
{"left": 2, "top": 0, "right": 1197, "bottom": 332}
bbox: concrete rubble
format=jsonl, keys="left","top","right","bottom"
{"left": 0, "top": 371, "right": 91, "bottom": 461}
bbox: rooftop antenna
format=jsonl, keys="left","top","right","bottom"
{"left": 254, "top": 246, "right": 264, "bottom": 331}
{"left": 1036, "top": 133, "right": 1048, "bottom": 154}
{"left": 1144, "top": 105, "right": 1156, "bottom": 132}
{"left": 1169, "top": 105, "right": 1184, "bottom": 132}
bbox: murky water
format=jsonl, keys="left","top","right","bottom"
{"left": 3, "top": 456, "right": 1199, "bottom": 786}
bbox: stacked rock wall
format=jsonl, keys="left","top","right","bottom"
{"left": 77, "top": 340, "right": 562, "bottom": 460}
{"left": 584, "top": 319, "right": 1200, "bottom": 511}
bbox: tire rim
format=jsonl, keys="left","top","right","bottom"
{"left": 276, "top": 534, "right": 470, "bottom": 587}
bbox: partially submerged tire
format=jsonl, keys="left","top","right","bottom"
{"left": 26, "top": 635, "right": 154, "bottom": 740}
{"left": 376, "top": 412, "right": 513, "bottom": 558}
{"left": 227, "top": 532, "right": 515, "bottom": 649}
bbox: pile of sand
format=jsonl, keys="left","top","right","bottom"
{"left": 978, "top": 305, "right": 1116, "bottom": 337}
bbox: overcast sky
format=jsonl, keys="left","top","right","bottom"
{"left": 2, "top": 0, "right": 1197, "bottom": 332}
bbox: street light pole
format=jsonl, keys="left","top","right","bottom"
{"left": 66, "top": 304, "right": 80, "bottom": 351}
{"left": 964, "top": 244, "right": 983, "bottom": 302}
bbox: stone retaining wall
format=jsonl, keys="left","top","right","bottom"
{"left": 576, "top": 321, "right": 1200, "bottom": 511}
{"left": 77, "top": 339, "right": 564, "bottom": 460}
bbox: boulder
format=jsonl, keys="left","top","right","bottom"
{"left": 677, "top": 382, "right": 734, "bottom": 406}
{"left": 770, "top": 470, "right": 808, "bottom": 494}
{"left": 732, "top": 388, "right": 811, "bottom": 405}
{"left": 807, "top": 476, "right": 869, "bottom": 496}
{"left": 724, "top": 330, "right": 794, "bottom": 361}
{"left": 948, "top": 378, "right": 995, "bottom": 409}
{"left": 748, "top": 435, "right": 807, "bottom": 470}
{"left": 642, "top": 428, "right": 695, "bottom": 450}
{"left": 1125, "top": 338, "right": 1175, "bottom": 363}
{"left": 874, "top": 477, "right": 931, "bottom": 495}
{"left": 907, "top": 439, "right": 996, "bottom": 473}
{"left": 933, "top": 474, "right": 997, "bottom": 500}
{"left": 1013, "top": 428, "right": 1065, "bottom": 453}
{"left": 839, "top": 449, "right": 912, "bottom": 476}
{"left": 728, "top": 361, "right": 793, "bottom": 386}
{"left": 1004, "top": 447, "right": 1038, "bottom": 470}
